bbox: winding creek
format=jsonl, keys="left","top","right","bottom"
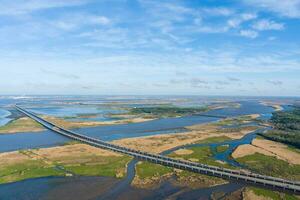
{"left": 0, "top": 100, "right": 282, "bottom": 199}
{"left": 98, "top": 124, "right": 270, "bottom": 199}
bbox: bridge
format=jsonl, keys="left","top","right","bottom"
{"left": 15, "top": 105, "right": 300, "bottom": 194}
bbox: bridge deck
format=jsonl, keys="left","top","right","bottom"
{"left": 15, "top": 105, "right": 300, "bottom": 194}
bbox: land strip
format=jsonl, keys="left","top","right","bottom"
{"left": 0, "top": 143, "right": 131, "bottom": 184}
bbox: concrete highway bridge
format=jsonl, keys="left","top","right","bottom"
{"left": 15, "top": 105, "right": 300, "bottom": 194}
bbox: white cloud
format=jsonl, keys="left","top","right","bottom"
{"left": 0, "top": 0, "right": 90, "bottom": 16}
{"left": 239, "top": 29, "right": 258, "bottom": 38}
{"left": 160, "top": 3, "right": 193, "bottom": 14}
{"left": 52, "top": 14, "right": 110, "bottom": 31}
{"left": 227, "top": 13, "right": 257, "bottom": 28}
{"left": 200, "top": 7, "right": 234, "bottom": 16}
{"left": 252, "top": 19, "right": 284, "bottom": 30}
{"left": 227, "top": 19, "right": 240, "bottom": 28}
{"left": 139, "top": 1, "right": 237, "bottom": 38}
{"left": 194, "top": 26, "right": 228, "bottom": 33}
{"left": 243, "top": 0, "right": 300, "bottom": 18}
{"left": 88, "top": 16, "right": 110, "bottom": 25}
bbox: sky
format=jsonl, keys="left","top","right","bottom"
{"left": 0, "top": 0, "right": 300, "bottom": 96}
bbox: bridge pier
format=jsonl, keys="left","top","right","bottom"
{"left": 15, "top": 105, "right": 300, "bottom": 196}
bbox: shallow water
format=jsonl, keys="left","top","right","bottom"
{"left": 0, "top": 108, "right": 12, "bottom": 126}
{"left": 205, "top": 100, "right": 274, "bottom": 117}
{"left": 0, "top": 176, "right": 120, "bottom": 200}
{"left": 161, "top": 128, "right": 268, "bottom": 167}
{"left": 0, "top": 99, "right": 284, "bottom": 199}
{"left": 98, "top": 124, "right": 265, "bottom": 199}
{"left": 0, "top": 130, "right": 69, "bottom": 152}
{"left": 0, "top": 136, "right": 249, "bottom": 200}
{"left": 0, "top": 101, "right": 275, "bottom": 153}
{"left": 0, "top": 171, "right": 244, "bottom": 200}
{"left": 28, "top": 105, "right": 126, "bottom": 122}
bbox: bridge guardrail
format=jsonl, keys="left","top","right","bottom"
{"left": 15, "top": 105, "right": 300, "bottom": 194}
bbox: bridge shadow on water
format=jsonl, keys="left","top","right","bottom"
{"left": 11, "top": 104, "right": 299, "bottom": 199}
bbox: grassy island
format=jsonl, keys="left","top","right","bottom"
{"left": 259, "top": 106, "right": 300, "bottom": 148}
{"left": 133, "top": 144, "right": 234, "bottom": 189}
{"left": 129, "top": 106, "right": 209, "bottom": 118}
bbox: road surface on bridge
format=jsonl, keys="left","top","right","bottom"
{"left": 15, "top": 105, "right": 300, "bottom": 194}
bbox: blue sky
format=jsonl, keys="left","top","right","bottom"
{"left": 0, "top": 0, "right": 299, "bottom": 96}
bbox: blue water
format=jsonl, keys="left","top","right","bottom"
{"left": 0, "top": 130, "right": 69, "bottom": 152}
{"left": 205, "top": 100, "right": 274, "bottom": 117}
{"left": 0, "top": 126, "right": 245, "bottom": 200}
{"left": 0, "top": 126, "right": 259, "bottom": 199}
{"left": 0, "top": 173, "right": 244, "bottom": 200}
{"left": 0, "top": 98, "right": 289, "bottom": 199}
{"left": 96, "top": 126, "right": 261, "bottom": 199}
{"left": 28, "top": 106, "right": 125, "bottom": 122}
{"left": 29, "top": 106, "right": 101, "bottom": 117}
{"left": 0, "top": 177, "right": 53, "bottom": 200}
{"left": 76, "top": 116, "right": 219, "bottom": 141}
{"left": 0, "top": 101, "right": 275, "bottom": 153}
{"left": 162, "top": 131, "right": 251, "bottom": 167}
{"left": 98, "top": 159, "right": 139, "bottom": 200}
{"left": 0, "top": 176, "right": 120, "bottom": 200}
{"left": 0, "top": 108, "right": 12, "bottom": 126}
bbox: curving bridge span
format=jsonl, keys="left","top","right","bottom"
{"left": 15, "top": 105, "right": 300, "bottom": 194}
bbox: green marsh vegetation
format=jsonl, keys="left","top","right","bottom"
{"left": 194, "top": 136, "right": 232, "bottom": 144}
{"left": 259, "top": 106, "right": 300, "bottom": 148}
{"left": 0, "top": 117, "right": 43, "bottom": 133}
{"left": 236, "top": 153, "right": 300, "bottom": 180}
{"left": 216, "top": 145, "right": 229, "bottom": 153}
{"left": 0, "top": 148, "right": 132, "bottom": 184}
{"left": 129, "top": 106, "right": 209, "bottom": 118}
{"left": 136, "top": 162, "right": 172, "bottom": 179}
{"left": 249, "top": 187, "right": 298, "bottom": 200}
{"left": 168, "top": 145, "right": 235, "bottom": 169}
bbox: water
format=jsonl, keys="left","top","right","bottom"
{"left": 0, "top": 125, "right": 256, "bottom": 199}
{"left": 163, "top": 128, "right": 269, "bottom": 167}
{"left": 0, "top": 101, "right": 275, "bottom": 153}
{"left": 0, "top": 130, "right": 69, "bottom": 152}
{"left": 0, "top": 175, "right": 244, "bottom": 200}
{"left": 76, "top": 116, "right": 219, "bottom": 141}
{"left": 119, "top": 123, "right": 265, "bottom": 198}
{"left": 98, "top": 159, "right": 139, "bottom": 200}
{"left": 97, "top": 124, "right": 265, "bottom": 199}
{"left": 0, "top": 98, "right": 283, "bottom": 199}
{"left": 0, "top": 108, "right": 12, "bottom": 126}
{"left": 28, "top": 106, "right": 125, "bottom": 122}
{"left": 205, "top": 100, "right": 274, "bottom": 117}
{"left": 0, "top": 176, "right": 120, "bottom": 200}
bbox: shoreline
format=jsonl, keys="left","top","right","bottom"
{"left": 0, "top": 115, "right": 260, "bottom": 184}
{"left": 0, "top": 115, "right": 156, "bottom": 135}
{"left": 1, "top": 112, "right": 298, "bottom": 199}
{"left": 0, "top": 104, "right": 225, "bottom": 135}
